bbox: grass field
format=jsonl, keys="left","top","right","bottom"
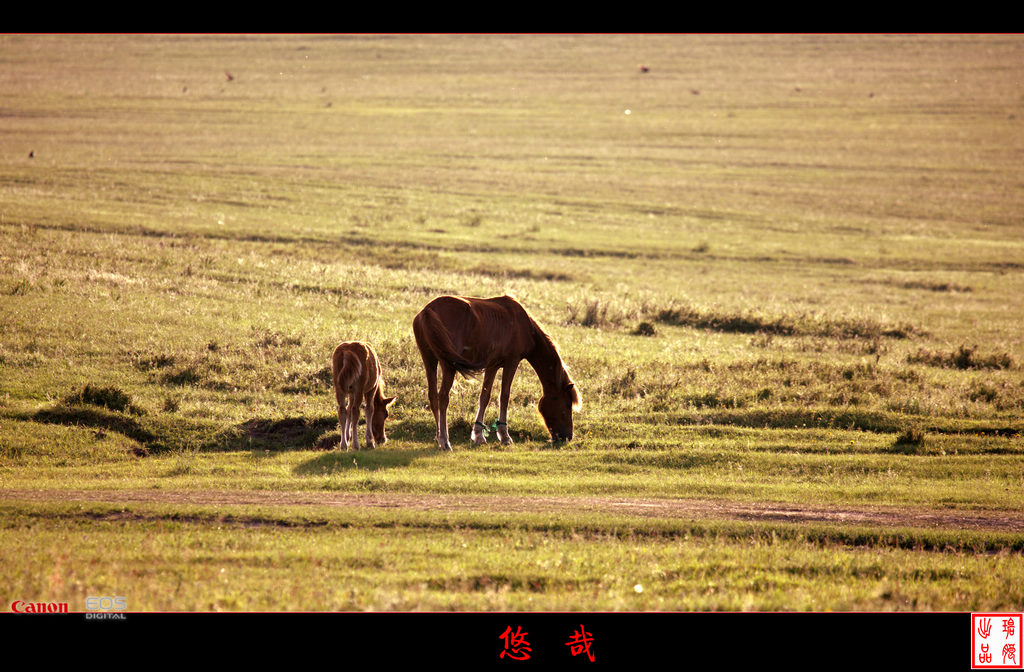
{"left": 1, "top": 34, "right": 1023, "bottom": 614}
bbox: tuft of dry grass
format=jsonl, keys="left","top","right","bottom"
{"left": 907, "top": 345, "right": 1015, "bottom": 370}
{"left": 64, "top": 384, "right": 140, "bottom": 415}
{"left": 652, "top": 303, "right": 923, "bottom": 340}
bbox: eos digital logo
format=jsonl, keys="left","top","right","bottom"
{"left": 85, "top": 596, "right": 128, "bottom": 620}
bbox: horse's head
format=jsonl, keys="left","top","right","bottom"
{"left": 538, "top": 373, "right": 582, "bottom": 443}
{"left": 371, "top": 394, "right": 397, "bottom": 445}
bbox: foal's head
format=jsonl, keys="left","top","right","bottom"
{"left": 538, "top": 371, "right": 582, "bottom": 443}
{"left": 370, "top": 394, "right": 398, "bottom": 445}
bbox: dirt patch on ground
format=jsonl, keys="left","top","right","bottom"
{"left": 2, "top": 489, "right": 1022, "bottom": 533}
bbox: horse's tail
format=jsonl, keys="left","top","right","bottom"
{"left": 332, "top": 348, "right": 363, "bottom": 395}
{"left": 413, "top": 308, "right": 483, "bottom": 377}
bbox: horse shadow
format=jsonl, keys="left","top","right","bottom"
{"left": 291, "top": 416, "right": 452, "bottom": 474}
{"left": 294, "top": 446, "right": 433, "bottom": 474}
{"left": 391, "top": 416, "right": 554, "bottom": 449}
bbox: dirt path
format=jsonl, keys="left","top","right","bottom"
{"left": 2, "top": 489, "right": 1022, "bottom": 533}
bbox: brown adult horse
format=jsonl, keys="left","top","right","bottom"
{"left": 331, "top": 341, "right": 396, "bottom": 451}
{"left": 413, "top": 294, "right": 581, "bottom": 451}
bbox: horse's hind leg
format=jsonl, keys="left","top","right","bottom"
{"left": 472, "top": 367, "right": 498, "bottom": 445}
{"left": 421, "top": 355, "right": 441, "bottom": 444}
{"left": 436, "top": 364, "right": 455, "bottom": 451}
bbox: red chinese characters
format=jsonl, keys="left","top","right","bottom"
{"left": 973, "top": 613, "right": 1024, "bottom": 670}
{"left": 565, "top": 624, "right": 596, "bottom": 662}
{"left": 497, "top": 623, "right": 598, "bottom": 662}
{"left": 499, "top": 625, "right": 532, "bottom": 661}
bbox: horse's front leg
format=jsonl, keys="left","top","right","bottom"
{"left": 496, "top": 362, "right": 520, "bottom": 445}
{"left": 472, "top": 367, "right": 498, "bottom": 445}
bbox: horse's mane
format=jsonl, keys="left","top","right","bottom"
{"left": 530, "top": 319, "right": 562, "bottom": 361}
{"left": 511, "top": 298, "right": 558, "bottom": 358}
{"left": 526, "top": 311, "right": 582, "bottom": 410}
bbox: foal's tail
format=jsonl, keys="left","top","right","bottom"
{"left": 333, "top": 349, "right": 363, "bottom": 395}
{"left": 413, "top": 309, "right": 483, "bottom": 377}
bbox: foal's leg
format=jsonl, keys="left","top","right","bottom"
{"left": 436, "top": 365, "right": 455, "bottom": 451}
{"left": 496, "top": 362, "right": 520, "bottom": 445}
{"left": 363, "top": 390, "right": 376, "bottom": 450}
{"left": 472, "top": 367, "right": 498, "bottom": 445}
{"left": 348, "top": 389, "right": 361, "bottom": 452}
{"left": 336, "top": 395, "right": 349, "bottom": 451}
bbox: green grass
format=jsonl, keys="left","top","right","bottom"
{"left": 3, "top": 431, "right": 1023, "bottom": 510}
{"left": 2, "top": 34, "right": 1023, "bottom": 612}
{"left": 4, "top": 502, "right": 1023, "bottom": 612}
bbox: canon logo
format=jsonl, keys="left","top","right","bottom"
{"left": 10, "top": 600, "right": 69, "bottom": 614}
